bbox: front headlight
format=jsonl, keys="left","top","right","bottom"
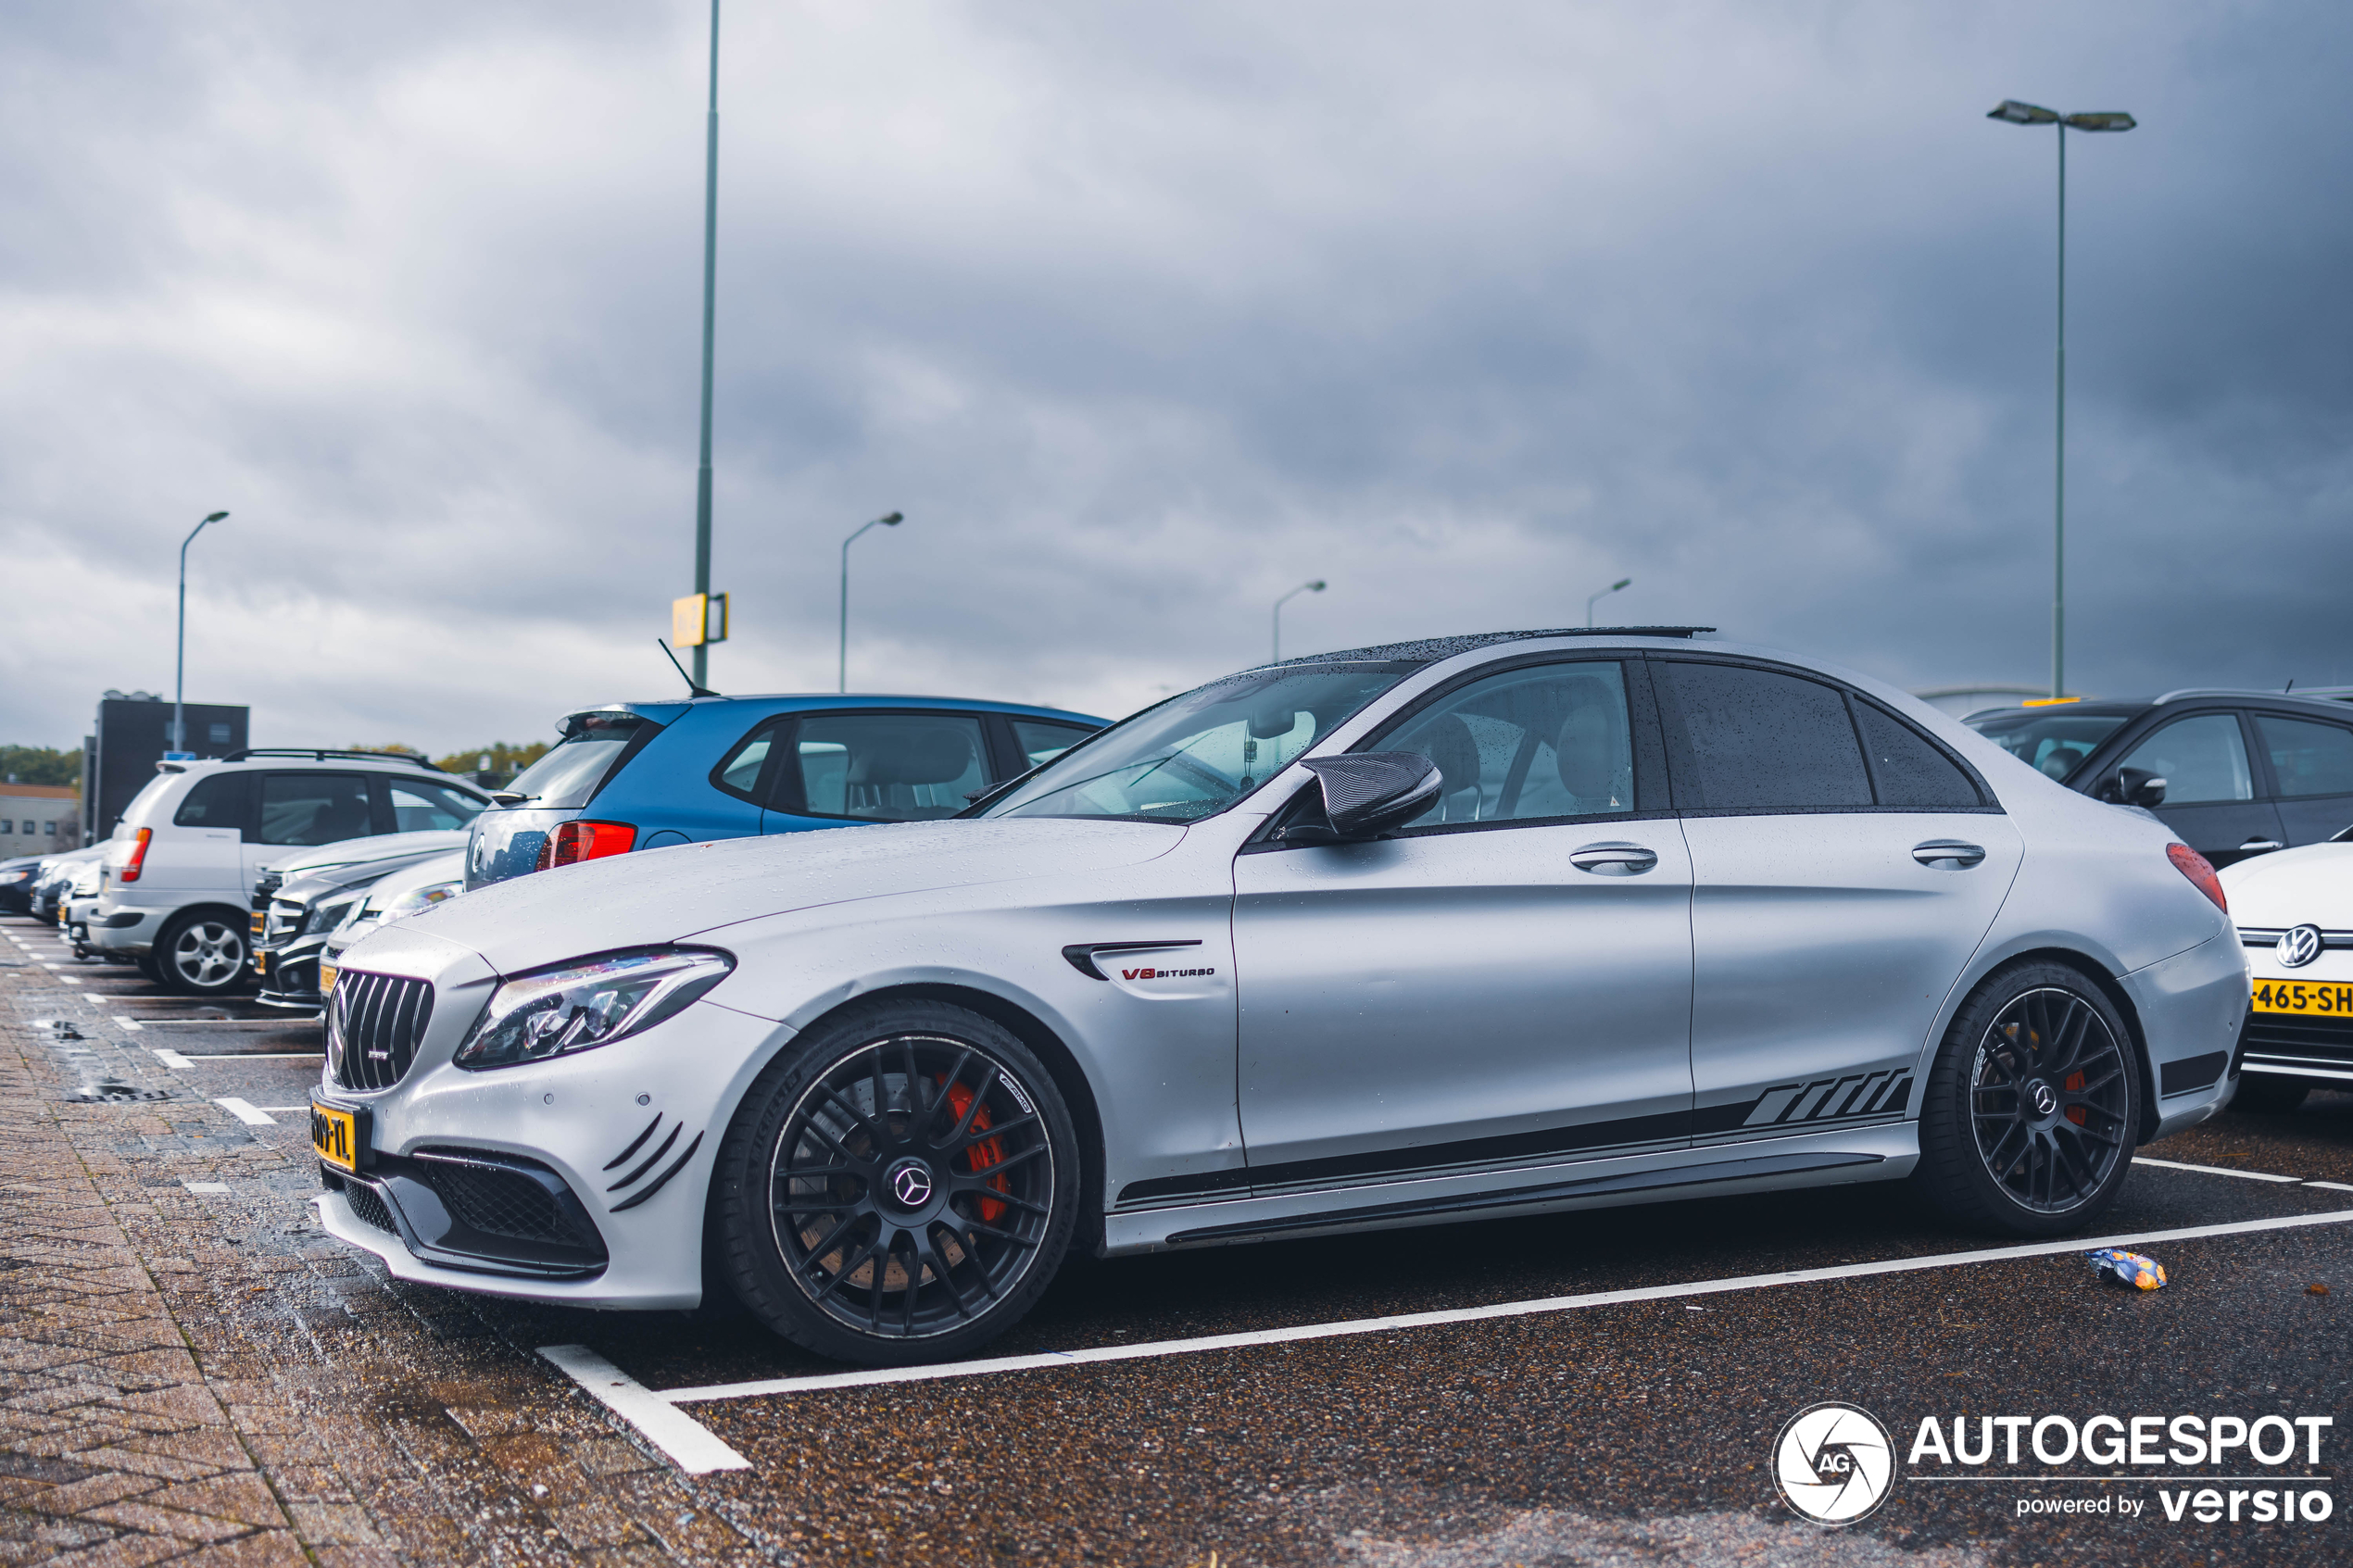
{"left": 381, "top": 880, "right": 463, "bottom": 922}
{"left": 305, "top": 893, "right": 364, "bottom": 936}
{"left": 453, "top": 947, "right": 733, "bottom": 1072}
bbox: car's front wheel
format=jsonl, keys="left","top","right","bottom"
{"left": 711, "top": 999, "right": 1081, "bottom": 1366}
{"left": 1913, "top": 961, "right": 2141, "bottom": 1236}
{"left": 155, "top": 909, "right": 250, "bottom": 997}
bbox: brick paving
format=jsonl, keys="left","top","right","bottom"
{"left": 0, "top": 922, "right": 772, "bottom": 1566}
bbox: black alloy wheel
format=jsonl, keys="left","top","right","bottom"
{"left": 714, "top": 1000, "right": 1079, "bottom": 1365}
{"left": 1914, "top": 962, "right": 2141, "bottom": 1236}
{"left": 156, "top": 909, "right": 250, "bottom": 997}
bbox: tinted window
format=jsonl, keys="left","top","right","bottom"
{"left": 1378, "top": 661, "right": 1633, "bottom": 827}
{"left": 257, "top": 773, "right": 373, "bottom": 847}
{"left": 711, "top": 723, "right": 779, "bottom": 804}
{"left": 2117, "top": 715, "right": 2252, "bottom": 804}
{"left": 1658, "top": 661, "right": 1872, "bottom": 812}
{"left": 983, "top": 664, "right": 1412, "bottom": 823}
{"left": 503, "top": 713, "right": 651, "bottom": 809}
{"left": 791, "top": 715, "right": 989, "bottom": 822}
{"left": 384, "top": 779, "right": 487, "bottom": 832}
{"left": 172, "top": 773, "right": 251, "bottom": 832}
{"left": 1012, "top": 720, "right": 1096, "bottom": 771}
{"left": 1855, "top": 704, "right": 1981, "bottom": 809}
{"left": 1963, "top": 708, "right": 2131, "bottom": 782}
{"left": 2257, "top": 715, "right": 2353, "bottom": 798}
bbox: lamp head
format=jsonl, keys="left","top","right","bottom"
{"left": 203, "top": 510, "right": 229, "bottom": 523}
{"left": 1988, "top": 100, "right": 2059, "bottom": 125}
{"left": 2061, "top": 111, "right": 2135, "bottom": 132}
{"left": 1611, "top": 577, "right": 1631, "bottom": 592}
{"left": 878, "top": 511, "right": 903, "bottom": 526}
{"left": 1308, "top": 580, "right": 1327, "bottom": 592}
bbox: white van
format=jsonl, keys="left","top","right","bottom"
{"left": 90, "top": 750, "right": 492, "bottom": 995}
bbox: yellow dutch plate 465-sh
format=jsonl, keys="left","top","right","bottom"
{"left": 2250, "top": 977, "right": 2353, "bottom": 1017}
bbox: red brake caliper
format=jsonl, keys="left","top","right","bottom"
{"left": 2063, "top": 1071, "right": 2087, "bottom": 1126}
{"left": 939, "top": 1077, "right": 1008, "bottom": 1223}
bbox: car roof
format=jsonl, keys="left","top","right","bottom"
{"left": 568, "top": 694, "right": 1110, "bottom": 726}
{"left": 1964, "top": 690, "right": 2353, "bottom": 725}
{"left": 1260, "top": 627, "right": 1717, "bottom": 671}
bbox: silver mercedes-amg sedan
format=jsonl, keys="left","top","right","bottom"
{"left": 311, "top": 630, "right": 2247, "bottom": 1365}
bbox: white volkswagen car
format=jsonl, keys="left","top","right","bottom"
{"left": 313, "top": 631, "right": 2247, "bottom": 1365}
{"left": 2219, "top": 837, "right": 2353, "bottom": 1112}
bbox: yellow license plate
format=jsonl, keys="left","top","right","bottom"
{"left": 253, "top": 949, "right": 271, "bottom": 975}
{"left": 2251, "top": 978, "right": 2353, "bottom": 1017}
{"left": 319, "top": 962, "right": 338, "bottom": 995}
{"left": 250, "top": 910, "right": 265, "bottom": 937}
{"left": 310, "top": 1101, "right": 360, "bottom": 1173}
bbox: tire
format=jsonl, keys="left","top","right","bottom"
{"left": 155, "top": 909, "right": 250, "bottom": 997}
{"left": 1912, "top": 960, "right": 2141, "bottom": 1237}
{"left": 2230, "top": 1075, "right": 2310, "bottom": 1115}
{"left": 134, "top": 954, "right": 165, "bottom": 985}
{"left": 711, "top": 999, "right": 1081, "bottom": 1366}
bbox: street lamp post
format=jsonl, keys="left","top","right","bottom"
{"left": 1272, "top": 580, "right": 1326, "bottom": 663}
{"left": 839, "top": 511, "right": 904, "bottom": 692}
{"left": 1988, "top": 99, "right": 2135, "bottom": 700}
{"left": 689, "top": 0, "right": 722, "bottom": 688}
{"left": 1586, "top": 577, "right": 1631, "bottom": 628}
{"left": 173, "top": 511, "right": 229, "bottom": 758}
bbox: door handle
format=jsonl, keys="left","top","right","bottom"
{"left": 2239, "top": 839, "right": 2284, "bottom": 853}
{"left": 1570, "top": 842, "right": 1658, "bottom": 875}
{"left": 1913, "top": 840, "right": 1986, "bottom": 870}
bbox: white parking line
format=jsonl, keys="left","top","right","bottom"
{"left": 214, "top": 1098, "right": 278, "bottom": 1126}
{"left": 148, "top": 1047, "right": 194, "bottom": 1070}
{"left": 537, "top": 1345, "right": 750, "bottom": 1474}
{"left": 114, "top": 1016, "right": 144, "bottom": 1032}
{"left": 2133, "top": 1156, "right": 2301, "bottom": 1185}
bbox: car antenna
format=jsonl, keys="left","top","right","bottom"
{"left": 657, "top": 638, "right": 719, "bottom": 698}
{"left": 2285, "top": 677, "right": 2296, "bottom": 693}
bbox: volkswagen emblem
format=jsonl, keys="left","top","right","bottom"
{"left": 888, "top": 1160, "right": 935, "bottom": 1209}
{"left": 2277, "top": 924, "right": 2325, "bottom": 969}
{"left": 2029, "top": 1080, "right": 2057, "bottom": 1118}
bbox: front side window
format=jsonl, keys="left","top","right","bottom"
{"left": 2256, "top": 715, "right": 2353, "bottom": 798}
{"left": 1964, "top": 708, "right": 2132, "bottom": 782}
{"left": 982, "top": 664, "right": 1413, "bottom": 823}
{"left": 789, "top": 714, "right": 989, "bottom": 822}
{"left": 1656, "top": 661, "right": 1872, "bottom": 812}
{"left": 258, "top": 773, "right": 374, "bottom": 847}
{"left": 384, "top": 778, "right": 488, "bottom": 832}
{"left": 2116, "top": 715, "right": 2252, "bottom": 804}
{"left": 1374, "top": 660, "right": 1633, "bottom": 828}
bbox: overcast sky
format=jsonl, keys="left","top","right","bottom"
{"left": 3, "top": 1, "right": 2348, "bottom": 753}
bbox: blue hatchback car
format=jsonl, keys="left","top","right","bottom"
{"left": 464, "top": 694, "right": 1107, "bottom": 889}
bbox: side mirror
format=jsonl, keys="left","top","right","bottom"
{"left": 2115, "top": 767, "right": 2168, "bottom": 809}
{"left": 1284, "top": 753, "right": 1443, "bottom": 841}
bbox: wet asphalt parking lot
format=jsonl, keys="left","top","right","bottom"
{"left": 5, "top": 911, "right": 2348, "bottom": 1565}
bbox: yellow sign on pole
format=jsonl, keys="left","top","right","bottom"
{"left": 672, "top": 593, "right": 729, "bottom": 647}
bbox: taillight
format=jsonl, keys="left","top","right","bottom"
{"left": 2168, "top": 843, "right": 2226, "bottom": 913}
{"left": 120, "top": 827, "right": 154, "bottom": 884}
{"left": 534, "top": 820, "right": 637, "bottom": 872}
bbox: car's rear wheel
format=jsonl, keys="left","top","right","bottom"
{"left": 1913, "top": 961, "right": 2140, "bottom": 1236}
{"left": 712, "top": 999, "right": 1080, "bottom": 1365}
{"left": 156, "top": 910, "right": 249, "bottom": 997}
{"left": 2230, "top": 1075, "right": 2309, "bottom": 1115}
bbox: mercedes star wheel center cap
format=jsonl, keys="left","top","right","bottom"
{"left": 2029, "top": 1080, "right": 2058, "bottom": 1118}
{"left": 887, "top": 1159, "right": 936, "bottom": 1210}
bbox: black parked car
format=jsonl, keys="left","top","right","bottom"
{"left": 0, "top": 856, "right": 40, "bottom": 915}
{"left": 1966, "top": 688, "right": 2353, "bottom": 868}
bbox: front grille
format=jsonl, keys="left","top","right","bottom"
{"left": 345, "top": 1181, "right": 398, "bottom": 1235}
{"left": 2241, "top": 1014, "right": 2353, "bottom": 1072}
{"left": 2238, "top": 926, "right": 2353, "bottom": 952}
{"left": 328, "top": 972, "right": 434, "bottom": 1091}
{"left": 252, "top": 871, "right": 284, "bottom": 909}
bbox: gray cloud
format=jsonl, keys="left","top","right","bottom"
{"left": 4, "top": 0, "right": 2351, "bottom": 757}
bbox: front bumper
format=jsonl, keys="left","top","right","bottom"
{"left": 2120, "top": 929, "right": 2252, "bottom": 1139}
{"left": 311, "top": 992, "right": 789, "bottom": 1311}
{"left": 254, "top": 936, "right": 329, "bottom": 1010}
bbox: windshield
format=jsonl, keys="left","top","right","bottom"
{"left": 1963, "top": 707, "right": 2132, "bottom": 782}
{"left": 502, "top": 713, "right": 652, "bottom": 809}
{"left": 980, "top": 663, "right": 1415, "bottom": 822}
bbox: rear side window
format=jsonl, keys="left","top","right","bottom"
{"left": 382, "top": 778, "right": 488, "bottom": 832}
{"left": 2256, "top": 715, "right": 2353, "bottom": 798}
{"left": 1011, "top": 721, "right": 1096, "bottom": 770}
{"left": 711, "top": 722, "right": 783, "bottom": 804}
{"left": 1854, "top": 704, "right": 1982, "bottom": 809}
{"left": 786, "top": 714, "right": 989, "bottom": 822}
{"left": 1656, "top": 661, "right": 1872, "bottom": 812}
{"left": 172, "top": 773, "right": 252, "bottom": 832}
{"left": 257, "top": 773, "right": 374, "bottom": 847}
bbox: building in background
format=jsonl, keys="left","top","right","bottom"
{"left": 0, "top": 784, "right": 79, "bottom": 857}
{"left": 82, "top": 693, "right": 248, "bottom": 844}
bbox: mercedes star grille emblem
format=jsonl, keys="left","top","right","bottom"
{"left": 2278, "top": 924, "right": 2325, "bottom": 969}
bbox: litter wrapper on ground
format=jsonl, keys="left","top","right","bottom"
{"left": 2087, "top": 1248, "right": 2167, "bottom": 1290}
